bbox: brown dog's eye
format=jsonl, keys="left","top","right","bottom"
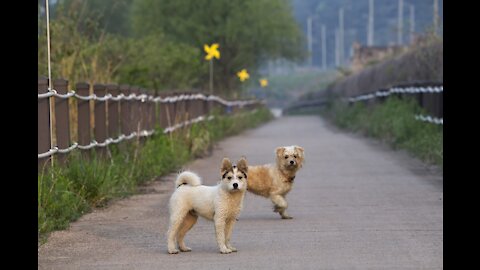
{"left": 227, "top": 176, "right": 232, "bottom": 180}
{"left": 293, "top": 155, "right": 297, "bottom": 158}
{"left": 238, "top": 176, "right": 242, "bottom": 179}
{"left": 284, "top": 155, "right": 288, "bottom": 159}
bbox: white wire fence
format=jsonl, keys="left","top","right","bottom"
{"left": 346, "top": 83, "right": 443, "bottom": 125}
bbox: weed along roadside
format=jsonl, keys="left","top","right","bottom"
{"left": 38, "top": 108, "right": 273, "bottom": 244}
{"left": 323, "top": 96, "right": 443, "bottom": 168}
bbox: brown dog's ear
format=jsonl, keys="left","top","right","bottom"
{"left": 221, "top": 158, "right": 232, "bottom": 173}
{"left": 275, "top": 147, "right": 285, "bottom": 158}
{"left": 294, "top": 146, "right": 305, "bottom": 158}
{"left": 236, "top": 157, "right": 248, "bottom": 173}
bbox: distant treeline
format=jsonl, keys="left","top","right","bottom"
{"left": 38, "top": 0, "right": 306, "bottom": 97}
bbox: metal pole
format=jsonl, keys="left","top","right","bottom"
{"left": 339, "top": 8, "right": 344, "bottom": 66}
{"left": 410, "top": 4, "right": 415, "bottom": 44}
{"left": 433, "top": 0, "right": 439, "bottom": 35}
{"left": 335, "top": 28, "right": 339, "bottom": 67}
{"left": 307, "top": 16, "right": 313, "bottom": 67}
{"left": 398, "top": 0, "right": 403, "bottom": 45}
{"left": 321, "top": 24, "right": 326, "bottom": 70}
{"left": 209, "top": 60, "right": 213, "bottom": 95}
{"left": 368, "top": 0, "right": 374, "bottom": 46}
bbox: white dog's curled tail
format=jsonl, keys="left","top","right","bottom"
{"left": 175, "top": 171, "right": 202, "bottom": 188}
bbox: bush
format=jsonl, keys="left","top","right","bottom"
{"left": 325, "top": 97, "right": 443, "bottom": 167}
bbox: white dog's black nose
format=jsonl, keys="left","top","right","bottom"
{"left": 290, "top": 160, "right": 295, "bottom": 165}
{"left": 233, "top": 183, "right": 238, "bottom": 189}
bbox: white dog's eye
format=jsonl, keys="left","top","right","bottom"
{"left": 238, "top": 176, "right": 242, "bottom": 179}
{"left": 227, "top": 176, "right": 232, "bottom": 180}
{"left": 284, "top": 155, "right": 288, "bottom": 159}
{"left": 293, "top": 155, "right": 297, "bottom": 158}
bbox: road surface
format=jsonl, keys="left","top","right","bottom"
{"left": 38, "top": 115, "right": 443, "bottom": 269}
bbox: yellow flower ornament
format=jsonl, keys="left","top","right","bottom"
{"left": 259, "top": 78, "right": 268, "bottom": 87}
{"left": 237, "top": 69, "right": 250, "bottom": 82}
{"left": 204, "top": 43, "right": 220, "bottom": 60}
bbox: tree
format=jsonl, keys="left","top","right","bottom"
{"left": 131, "top": 0, "right": 306, "bottom": 97}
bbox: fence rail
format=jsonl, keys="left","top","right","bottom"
{"left": 38, "top": 78, "right": 261, "bottom": 171}
{"left": 283, "top": 82, "right": 443, "bottom": 125}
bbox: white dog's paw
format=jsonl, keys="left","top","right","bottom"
{"left": 168, "top": 249, "right": 180, "bottom": 254}
{"left": 179, "top": 246, "right": 192, "bottom": 252}
{"left": 281, "top": 215, "right": 293, "bottom": 219}
{"left": 219, "top": 247, "right": 233, "bottom": 254}
{"left": 227, "top": 245, "right": 237, "bottom": 252}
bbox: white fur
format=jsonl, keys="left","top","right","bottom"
{"left": 167, "top": 168, "right": 247, "bottom": 254}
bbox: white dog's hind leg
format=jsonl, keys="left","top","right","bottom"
{"left": 167, "top": 207, "right": 189, "bottom": 254}
{"left": 270, "top": 194, "right": 292, "bottom": 219}
{"left": 214, "top": 217, "right": 232, "bottom": 254}
{"left": 224, "top": 218, "right": 237, "bottom": 252}
{"left": 176, "top": 212, "right": 198, "bottom": 252}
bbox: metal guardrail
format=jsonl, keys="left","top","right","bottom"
{"left": 284, "top": 83, "right": 443, "bottom": 125}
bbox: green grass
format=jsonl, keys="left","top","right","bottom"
{"left": 323, "top": 97, "right": 443, "bottom": 167}
{"left": 38, "top": 108, "right": 273, "bottom": 243}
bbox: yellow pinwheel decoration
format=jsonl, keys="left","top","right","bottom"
{"left": 259, "top": 78, "right": 268, "bottom": 87}
{"left": 204, "top": 43, "right": 220, "bottom": 60}
{"left": 237, "top": 69, "right": 250, "bottom": 82}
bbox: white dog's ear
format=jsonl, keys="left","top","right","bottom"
{"left": 221, "top": 158, "right": 233, "bottom": 173}
{"left": 236, "top": 157, "right": 248, "bottom": 173}
{"left": 275, "top": 147, "right": 285, "bottom": 157}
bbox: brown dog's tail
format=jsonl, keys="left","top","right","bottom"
{"left": 175, "top": 171, "right": 202, "bottom": 188}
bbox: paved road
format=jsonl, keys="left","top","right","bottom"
{"left": 38, "top": 116, "right": 443, "bottom": 269}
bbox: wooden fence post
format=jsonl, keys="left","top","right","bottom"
{"left": 106, "top": 84, "right": 120, "bottom": 141}
{"left": 174, "top": 92, "right": 183, "bottom": 124}
{"left": 158, "top": 92, "right": 169, "bottom": 130}
{"left": 140, "top": 88, "right": 148, "bottom": 132}
{"left": 94, "top": 84, "right": 107, "bottom": 157}
{"left": 76, "top": 82, "right": 91, "bottom": 158}
{"left": 131, "top": 86, "right": 141, "bottom": 133}
{"left": 54, "top": 78, "right": 71, "bottom": 164}
{"left": 204, "top": 93, "right": 210, "bottom": 116}
{"left": 119, "top": 85, "right": 131, "bottom": 136}
{"left": 184, "top": 91, "right": 192, "bottom": 121}
{"left": 38, "top": 77, "right": 51, "bottom": 171}
{"left": 146, "top": 90, "right": 155, "bottom": 131}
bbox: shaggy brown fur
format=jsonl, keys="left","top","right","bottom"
{"left": 247, "top": 145, "right": 305, "bottom": 219}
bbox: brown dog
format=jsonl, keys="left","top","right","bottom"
{"left": 247, "top": 145, "right": 305, "bottom": 219}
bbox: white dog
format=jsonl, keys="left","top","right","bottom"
{"left": 167, "top": 157, "right": 248, "bottom": 254}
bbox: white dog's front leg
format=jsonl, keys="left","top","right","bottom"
{"left": 225, "top": 218, "right": 237, "bottom": 252}
{"left": 214, "top": 217, "right": 232, "bottom": 254}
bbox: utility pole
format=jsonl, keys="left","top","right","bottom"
{"left": 367, "top": 0, "right": 374, "bottom": 46}
{"left": 321, "top": 24, "right": 327, "bottom": 70}
{"left": 410, "top": 4, "right": 415, "bottom": 44}
{"left": 433, "top": 0, "right": 439, "bottom": 35}
{"left": 335, "top": 28, "right": 339, "bottom": 67}
{"left": 307, "top": 16, "right": 313, "bottom": 67}
{"left": 339, "top": 8, "right": 344, "bottom": 66}
{"left": 397, "top": 0, "right": 403, "bottom": 45}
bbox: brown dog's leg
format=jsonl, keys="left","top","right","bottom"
{"left": 270, "top": 194, "right": 292, "bottom": 219}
